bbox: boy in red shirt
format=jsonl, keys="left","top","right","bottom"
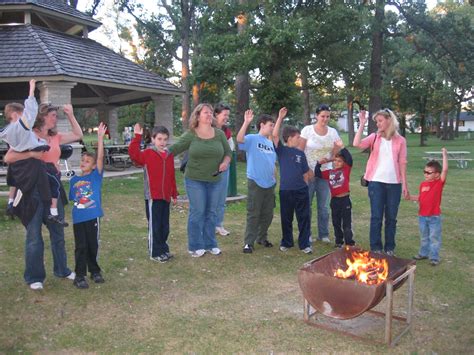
{"left": 129, "top": 124, "right": 178, "bottom": 263}
{"left": 315, "top": 139, "right": 355, "bottom": 248}
{"left": 407, "top": 148, "right": 448, "bottom": 266}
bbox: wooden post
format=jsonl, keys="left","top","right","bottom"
{"left": 385, "top": 280, "right": 393, "bottom": 345}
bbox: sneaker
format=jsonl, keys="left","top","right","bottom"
{"left": 243, "top": 244, "right": 253, "bottom": 254}
{"left": 47, "top": 214, "right": 69, "bottom": 227}
{"left": 29, "top": 282, "right": 43, "bottom": 290}
{"left": 257, "top": 240, "right": 273, "bottom": 248}
{"left": 207, "top": 247, "right": 222, "bottom": 255}
{"left": 91, "top": 273, "right": 105, "bottom": 283}
{"left": 165, "top": 252, "right": 174, "bottom": 259}
{"left": 309, "top": 235, "right": 313, "bottom": 243}
{"left": 334, "top": 243, "right": 343, "bottom": 249}
{"left": 279, "top": 246, "right": 289, "bottom": 252}
{"left": 430, "top": 259, "right": 440, "bottom": 266}
{"left": 372, "top": 250, "right": 383, "bottom": 254}
{"left": 385, "top": 250, "right": 395, "bottom": 257}
{"left": 189, "top": 249, "right": 206, "bottom": 258}
{"left": 302, "top": 247, "right": 313, "bottom": 254}
{"left": 6, "top": 202, "right": 14, "bottom": 219}
{"left": 66, "top": 272, "right": 76, "bottom": 280}
{"left": 320, "top": 237, "right": 331, "bottom": 243}
{"left": 73, "top": 277, "right": 89, "bottom": 289}
{"left": 215, "top": 226, "right": 230, "bottom": 236}
{"left": 413, "top": 254, "right": 428, "bottom": 260}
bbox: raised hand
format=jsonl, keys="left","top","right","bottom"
{"left": 29, "top": 79, "right": 36, "bottom": 97}
{"left": 244, "top": 109, "right": 254, "bottom": 124}
{"left": 278, "top": 107, "right": 288, "bottom": 120}
{"left": 441, "top": 147, "right": 447, "bottom": 156}
{"left": 97, "top": 122, "right": 107, "bottom": 138}
{"left": 63, "top": 104, "right": 73, "bottom": 116}
{"left": 133, "top": 123, "right": 143, "bottom": 135}
{"left": 359, "top": 110, "right": 367, "bottom": 127}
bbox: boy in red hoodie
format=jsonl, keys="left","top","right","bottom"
{"left": 129, "top": 124, "right": 178, "bottom": 263}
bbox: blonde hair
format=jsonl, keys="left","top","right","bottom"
{"left": 189, "top": 103, "right": 214, "bottom": 131}
{"left": 373, "top": 109, "right": 399, "bottom": 139}
{"left": 4, "top": 103, "right": 24, "bottom": 122}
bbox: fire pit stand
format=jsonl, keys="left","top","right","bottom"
{"left": 300, "top": 250, "right": 416, "bottom": 347}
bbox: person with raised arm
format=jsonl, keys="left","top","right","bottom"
{"left": 407, "top": 148, "right": 448, "bottom": 266}
{"left": 353, "top": 109, "right": 408, "bottom": 256}
{"left": 237, "top": 109, "right": 277, "bottom": 254}
{"left": 272, "top": 107, "right": 312, "bottom": 254}
{"left": 69, "top": 123, "right": 107, "bottom": 288}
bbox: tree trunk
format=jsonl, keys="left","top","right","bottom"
{"left": 442, "top": 112, "right": 449, "bottom": 140}
{"left": 180, "top": 1, "right": 192, "bottom": 129}
{"left": 235, "top": 2, "right": 250, "bottom": 161}
{"left": 419, "top": 96, "right": 427, "bottom": 146}
{"left": 347, "top": 94, "right": 355, "bottom": 146}
{"left": 192, "top": 83, "right": 200, "bottom": 108}
{"left": 368, "top": 0, "right": 384, "bottom": 134}
{"left": 300, "top": 65, "right": 311, "bottom": 126}
{"left": 448, "top": 113, "right": 454, "bottom": 140}
{"left": 455, "top": 104, "right": 461, "bottom": 138}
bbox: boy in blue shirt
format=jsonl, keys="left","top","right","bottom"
{"left": 237, "top": 109, "right": 277, "bottom": 253}
{"left": 69, "top": 123, "right": 106, "bottom": 289}
{"left": 272, "top": 107, "right": 313, "bottom": 254}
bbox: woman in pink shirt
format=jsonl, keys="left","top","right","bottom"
{"left": 5, "top": 103, "right": 83, "bottom": 290}
{"left": 353, "top": 109, "right": 408, "bottom": 255}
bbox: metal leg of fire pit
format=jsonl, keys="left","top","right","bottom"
{"left": 303, "top": 264, "right": 416, "bottom": 347}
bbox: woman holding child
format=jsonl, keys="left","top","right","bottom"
{"left": 298, "top": 104, "right": 341, "bottom": 244}
{"left": 169, "top": 103, "right": 232, "bottom": 258}
{"left": 353, "top": 109, "right": 408, "bottom": 255}
{"left": 5, "top": 102, "right": 83, "bottom": 290}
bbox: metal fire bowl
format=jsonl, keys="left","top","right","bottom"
{"left": 298, "top": 246, "right": 415, "bottom": 320}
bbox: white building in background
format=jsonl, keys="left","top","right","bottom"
{"left": 337, "top": 110, "right": 361, "bottom": 132}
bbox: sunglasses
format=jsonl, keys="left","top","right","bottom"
{"left": 316, "top": 104, "right": 331, "bottom": 114}
{"left": 39, "top": 103, "right": 59, "bottom": 113}
{"left": 423, "top": 170, "right": 436, "bottom": 175}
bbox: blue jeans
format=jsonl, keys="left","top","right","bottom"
{"left": 185, "top": 178, "right": 220, "bottom": 251}
{"left": 418, "top": 216, "right": 442, "bottom": 261}
{"left": 215, "top": 168, "right": 230, "bottom": 227}
{"left": 368, "top": 182, "right": 401, "bottom": 252}
{"left": 24, "top": 189, "right": 71, "bottom": 284}
{"left": 307, "top": 176, "right": 330, "bottom": 240}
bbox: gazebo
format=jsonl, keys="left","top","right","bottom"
{"left": 0, "top": 0, "right": 182, "bottom": 165}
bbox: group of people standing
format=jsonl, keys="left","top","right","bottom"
{"left": 2, "top": 81, "right": 447, "bottom": 290}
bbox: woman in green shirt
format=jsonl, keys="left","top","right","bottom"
{"left": 169, "top": 103, "right": 232, "bottom": 257}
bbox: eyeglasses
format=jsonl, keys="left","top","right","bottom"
{"left": 423, "top": 170, "right": 435, "bottom": 175}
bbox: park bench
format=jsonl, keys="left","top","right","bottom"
{"left": 423, "top": 151, "right": 472, "bottom": 169}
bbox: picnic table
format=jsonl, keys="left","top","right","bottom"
{"left": 102, "top": 144, "right": 132, "bottom": 169}
{"left": 423, "top": 151, "right": 472, "bottom": 169}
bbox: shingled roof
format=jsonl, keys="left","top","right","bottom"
{"left": 0, "top": 24, "right": 182, "bottom": 95}
{"left": 0, "top": 0, "right": 100, "bottom": 26}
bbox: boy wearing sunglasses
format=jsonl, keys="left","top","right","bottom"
{"left": 407, "top": 148, "right": 448, "bottom": 266}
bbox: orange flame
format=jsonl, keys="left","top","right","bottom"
{"left": 334, "top": 249, "right": 389, "bottom": 285}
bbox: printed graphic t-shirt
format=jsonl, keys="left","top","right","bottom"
{"left": 239, "top": 134, "right": 276, "bottom": 188}
{"left": 275, "top": 141, "right": 309, "bottom": 191}
{"left": 69, "top": 169, "right": 104, "bottom": 223}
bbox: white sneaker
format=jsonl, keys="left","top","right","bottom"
{"left": 30, "top": 282, "right": 43, "bottom": 290}
{"left": 66, "top": 272, "right": 76, "bottom": 280}
{"left": 279, "top": 246, "right": 289, "bottom": 252}
{"left": 321, "top": 237, "right": 331, "bottom": 243}
{"left": 215, "top": 226, "right": 230, "bottom": 236}
{"left": 309, "top": 235, "right": 313, "bottom": 243}
{"left": 189, "top": 249, "right": 206, "bottom": 258}
{"left": 207, "top": 247, "right": 222, "bottom": 255}
{"left": 302, "top": 247, "right": 313, "bottom": 254}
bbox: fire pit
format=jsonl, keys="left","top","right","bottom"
{"left": 298, "top": 247, "right": 416, "bottom": 346}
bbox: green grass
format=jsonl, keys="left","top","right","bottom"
{"left": 0, "top": 134, "right": 473, "bottom": 353}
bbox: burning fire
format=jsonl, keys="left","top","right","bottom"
{"left": 334, "top": 249, "right": 389, "bottom": 285}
